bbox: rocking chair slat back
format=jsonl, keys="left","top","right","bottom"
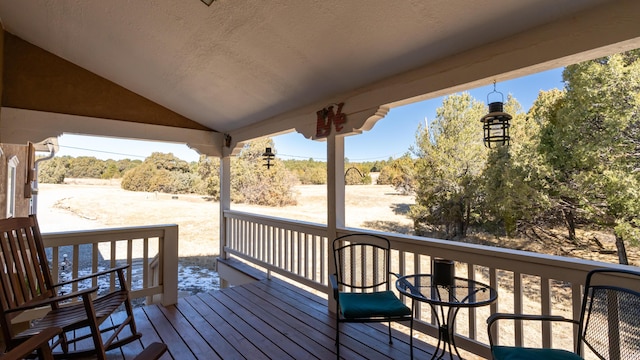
{"left": 0, "top": 217, "right": 55, "bottom": 323}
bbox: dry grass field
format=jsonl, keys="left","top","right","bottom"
{"left": 36, "top": 179, "right": 416, "bottom": 267}
{"left": 36, "top": 178, "right": 637, "bottom": 268}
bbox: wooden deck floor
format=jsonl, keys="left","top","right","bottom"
{"left": 104, "top": 277, "right": 450, "bottom": 359}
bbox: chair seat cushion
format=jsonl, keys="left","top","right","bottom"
{"left": 492, "top": 346, "right": 583, "bottom": 360}
{"left": 339, "top": 291, "right": 411, "bottom": 319}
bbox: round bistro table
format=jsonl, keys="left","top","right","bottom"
{"left": 396, "top": 274, "right": 497, "bottom": 360}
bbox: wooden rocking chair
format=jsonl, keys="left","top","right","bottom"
{"left": 0, "top": 215, "right": 141, "bottom": 359}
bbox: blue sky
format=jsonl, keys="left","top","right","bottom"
{"left": 55, "top": 67, "right": 565, "bottom": 163}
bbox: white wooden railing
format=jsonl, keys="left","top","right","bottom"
{"left": 42, "top": 224, "right": 179, "bottom": 306}
{"left": 224, "top": 211, "right": 328, "bottom": 292}
{"left": 223, "top": 209, "right": 640, "bottom": 359}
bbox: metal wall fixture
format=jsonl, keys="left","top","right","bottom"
{"left": 480, "top": 81, "right": 512, "bottom": 148}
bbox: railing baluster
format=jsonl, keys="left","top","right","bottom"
{"left": 304, "top": 233, "right": 309, "bottom": 280}
{"left": 238, "top": 219, "right": 243, "bottom": 253}
{"left": 311, "top": 234, "right": 317, "bottom": 282}
{"left": 143, "top": 237, "right": 149, "bottom": 292}
{"left": 541, "top": 276, "right": 552, "bottom": 348}
{"left": 232, "top": 218, "right": 237, "bottom": 250}
{"left": 398, "top": 250, "right": 406, "bottom": 299}
{"left": 489, "top": 267, "right": 499, "bottom": 344}
{"left": 51, "top": 246, "right": 59, "bottom": 287}
{"left": 302, "top": 231, "right": 305, "bottom": 277}
{"left": 572, "top": 282, "right": 582, "bottom": 354}
{"left": 297, "top": 231, "right": 302, "bottom": 276}
{"left": 275, "top": 227, "right": 281, "bottom": 268}
{"left": 284, "top": 230, "right": 289, "bottom": 272}
{"left": 319, "top": 236, "right": 329, "bottom": 284}
{"left": 267, "top": 225, "right": 272, "bottom": 266}
{"left": 110, "top": 240, "right": 117, "bottom": 292}
{"left": 244, "top": 219, "right": 248, "bottom": 253}
{"left": 251, "top": 221, "right": 257, "bottom": 258}
{"left": 514, "top": 271, "right": 523, "bottom": 347}
{"left": 92, "top": 243, "right": 99, "bottom": 289}
{"left": 72, "top": 244, "right": 79, "bottom": 294}
{"left": 127, "top": 239, "right": 133, "bottom": 286}
{"left": 468, "top": 263, "right": 476, "bottom": 340}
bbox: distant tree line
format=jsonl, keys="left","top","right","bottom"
{"left": 39, "top": 140, "right": 379, "bottom": 204}
{"left": 38, "top": 156, "right": 141, "bottom": 184}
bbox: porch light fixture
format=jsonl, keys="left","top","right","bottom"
{"left": 200, "top": 0, "right": 214, "bottom": 6}
{"left": 263, "top": 147, "right": 275, "bottom": 169}
{"left": 480, "top": 81, "right": 512, "bottom": 148}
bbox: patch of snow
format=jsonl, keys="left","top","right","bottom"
{"left": 54, "top": 260, "right": 220, "bottom": 307}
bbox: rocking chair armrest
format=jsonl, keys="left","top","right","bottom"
{"left": 329, "top": 274, "right": 339, "bottom": 300}
{"left": 1, "top": 326, "right": 62, "bottom": 360}
{"left": 53, "top": 264, "right": 130, "bottom": 288}
{"left": 4, "top": 286, "right": 99, "bottom": 313}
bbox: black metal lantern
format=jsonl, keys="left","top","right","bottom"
{"left": 263, "top": 147, "right": 275, "bottom": 169}
{"left": 480, "top": 82, "right": 512, "bottom": 148}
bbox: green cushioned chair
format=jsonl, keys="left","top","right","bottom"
{"left": 487, "top": 268, "right": 640, "bottom": 360}
{"left": 330, "top": 233, "right": 413, "bottom": 359}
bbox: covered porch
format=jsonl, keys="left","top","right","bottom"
{"left": 1, "top": 1, "right": 640, "bottom": 359}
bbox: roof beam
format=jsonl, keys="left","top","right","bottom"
{"left": 0, "top": 107, "right": 223, "bottom": 157}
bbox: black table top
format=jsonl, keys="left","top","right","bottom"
{"left": 396, "top": 274, "right": 498, "bottom": 307}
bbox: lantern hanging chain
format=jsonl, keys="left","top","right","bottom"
{"left": 486, "top": 80, "right": 504, "bottom": 104}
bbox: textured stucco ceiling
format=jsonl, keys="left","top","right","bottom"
{"left": 0, "top": 0, "right": 612, "bottom": 133}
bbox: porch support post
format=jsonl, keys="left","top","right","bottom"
{"left": 219, "top": 155, "right": 232, "bottom": 289}
{"left": 161, "top": 225, "right": 179, "bottom": 306}
{"left": 327, "top": 133, "right": 345, "bottom": 310}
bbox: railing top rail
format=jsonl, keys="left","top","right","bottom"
{"left": 42, "top": 224, "right": 178, "bottom": 247}
{"left": 224, "top": 209, "right": 320, "bottom": 226}
{"left": 338, "top": 227, "right": 637, "bottom": 284}
{"left": 224, "top": 210, "right": 326, "bottom": 235}
{"left": 43, "top": 223, "right": 178, "bottom": 237}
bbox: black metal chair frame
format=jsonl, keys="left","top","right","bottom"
{"left": 487, "top": 268, "right": 640, "bottom": 360}
{"left": 330, "top": 233, "right": 414, "bottom": 359}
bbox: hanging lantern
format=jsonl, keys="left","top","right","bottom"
{"left": 480, "top": 82, "right": 512, "bottom": 148}
{"left": 263, "top": 147, "right": 275, "bottom": 169}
